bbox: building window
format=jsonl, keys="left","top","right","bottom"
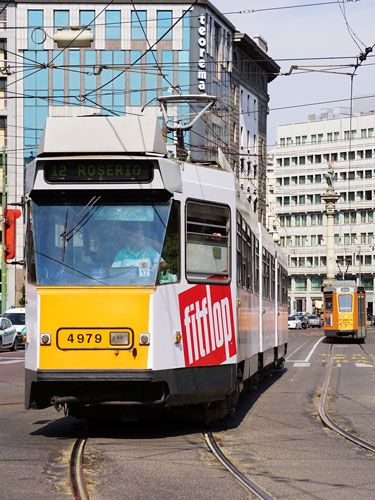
{"left": 365, "top": 255, "right": 372, "bottom": 266}
{"left": 334, "top": 132, "right": 339, "bottom": 141}
{"left": 334, "top": 234, "right": 340, "bottom": 245}
{"left": 368, "top": 128, "right": 374, "bottom": 137}
{"left": 54, "top": 10, "right": 69, "bottom": 28}
{"left": 311, "top": 134, "right": 316, "bottom": 144}
{"left": 315, "top": 174, "right": 321, "bottom": 183}
{"left": 284, "top": 197, "right": 290, "bottom": 206}
{"left": 318, "top": 134, "right": 323, "bottom": 143}
{"left": 157, "top": 10, "right": 173, "bottom": 40}
{"left": 311, "top": 276, "right": 322, "bottom": 291}
{"left": 129, "top": 51, "right": 142, "bottom": 106}
{"left": 284, "top": 158, "right": 290, "bottom": 166}
{"left": 327, "top": 132, "right": 333, "bottom": 142}
{"left": 100, "top": 51, "right": 125, "bottom": 113}
{"left": 68, "top": 50, "right": 80, "bottom": 105}
{"left": 315, "top": 155, "right": 321, "bottom": 163}
{"left": 28, "top": 10, "right": 44, "bottom": 49}
{"left": 280, "top": 138, "right": 285, "bottom": 147}
{"left": 299, "top": 195, "right": 305, "bottom": 205}
{"left": 344, "top": 130, "right": 350, "bottom": 140}
{"left": 361, "top": 233, "right": 367, "bottom": 244}
{"left": 344, "top": 212, "right": 349, "bottom": 224}
{"left": 315, "top": 194, "right": 321, "bottom": 204}
{"left": 366, "top": 170, "right": 372, "bottom": 179}
{"left": 295, "top": 277, "right": 307, "bottom": 291}
{"left": 299, "top": 156, "right": 306, "bottom": 165}
{"left": 311, "top": 235, "right": 317, "bottom": 246}
{"left": 366, "top": 190, "right": 372, "bottom": 200}
{"left": 80, "top": 10, "right": 95, "bottom": 36}
{"left": 368, "top": 210, "right": 374, "bottom": 222}
{"left": 334, "top": 213, "right": 339, "bottom": 224}
{"left": 105, "top": 11, "right": 121, "bottom": 40}
{"left": 348, "top": 192, "right": 355, "bottom": 202}
{"left": 287, "top": 137, "right": 292, "bottom": 146}
{"left": 296, "top": 136, "right": 301, "bottom": 145}
{"left": 365, "top": 150, "right": 372, "bottom": 159}
{"left": 131, "top": 10, "right": 147, "bottom": 40}
{"left": 361, "top": 129, "right": 367, "bottom": 138}
{"left": 284, "top": 177, "right": 290, "bottom": 185}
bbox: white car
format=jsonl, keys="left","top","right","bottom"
{"left": 288, "top": 315, "right": 302, "bottom": 329}
{"left": 3, "top": 307, "right": 25, "bottom": 347}
{"left": 0, "top": 317, "right": 18, "bottom": 351}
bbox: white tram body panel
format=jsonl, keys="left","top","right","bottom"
{"left": 22, "top": 116, "right": 287, "bottom": 416}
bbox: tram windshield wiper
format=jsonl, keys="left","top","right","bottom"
{"left": 60, "top": 196, "right": 102, "bottom": 262}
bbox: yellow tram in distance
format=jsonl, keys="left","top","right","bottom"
{"left": 323, "top": 280, "right": 366, "bottom": 342}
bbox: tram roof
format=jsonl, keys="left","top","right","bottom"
{"left": 37, "top": 116, "right": 167, "bottom": 156}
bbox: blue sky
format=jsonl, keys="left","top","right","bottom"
{"left": 212, "top": 0, "right": 375, "bottom": 147}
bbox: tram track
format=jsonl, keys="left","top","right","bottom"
{"left": 70, "top": 437, "right": 90, "bottom": 500}
{"left": 203, "top": 430, "right": 274, "bottom": 500}
{"left": 68, "top": 428, "right": 276, "bottom": 500}
{"left": 318, "top": 343, "right": 375, "bottom": 453}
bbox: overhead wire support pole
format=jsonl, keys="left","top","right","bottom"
{"left": 1, "top": 146, "right": 6, "bottom": 314}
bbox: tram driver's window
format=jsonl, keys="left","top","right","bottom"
{"left": 324, "top": 294, "right": 333, "bottom": 312}
{"left": 186, "top": 201, "right": 230, "bottom": 284}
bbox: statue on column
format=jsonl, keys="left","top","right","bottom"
{"left": 325, "top": 164, "right": 335, "bottom": 190}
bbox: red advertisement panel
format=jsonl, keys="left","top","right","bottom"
{"left": 178, "top": 284, "right": 236, "bottom": 367}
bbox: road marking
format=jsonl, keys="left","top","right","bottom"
{"left": 287, "top": 337, "right": 323, "bottom": 364}
{"left": 293, "top": 362, "right": 310, "bottom": 367}
{"left": 355, "top": 363, "right": 373, "bottom": 368}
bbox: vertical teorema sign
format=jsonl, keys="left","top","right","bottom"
{"left": 197, "top": 15, "right": 206, "bottom": 91}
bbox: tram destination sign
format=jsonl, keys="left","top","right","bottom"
{"left": 44, "top": 159, "right": 154, "bottom": 183}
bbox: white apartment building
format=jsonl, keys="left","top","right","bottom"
{"left": 269, "top": 109, "right": 375, "bottom": 315}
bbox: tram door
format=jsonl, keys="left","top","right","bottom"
{"left": 357, "top": 293, "right": 366, "bottom": 338}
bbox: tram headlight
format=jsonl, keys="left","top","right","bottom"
{"left": 110, "top": 331, "right": 129, "bottom": 346}
{"left": 40, "top": 333, "right": 51, "bottom": 346}
{"left": 139, "top": 332, "right": 150, "bottom": 345}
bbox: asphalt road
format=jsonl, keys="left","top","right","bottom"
{"left": 1, "top": 330, "right": 375, "bottom": 499}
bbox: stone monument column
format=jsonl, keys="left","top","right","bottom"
{"left": 321, "top": 164, "right": 339, "bottom": 286}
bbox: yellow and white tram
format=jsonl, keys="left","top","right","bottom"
{"left": 14, "top": 115, "right": 287, "bottom": 420}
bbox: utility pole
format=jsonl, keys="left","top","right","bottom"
{"left": 1, "top": 146, "right": 6, "bottom": 314}
{"left": 322, "top": 164, "right": 339, "bottom": 286}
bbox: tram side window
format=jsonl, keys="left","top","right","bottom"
{"left": 186, "top": 201, "right": 230, "bottom": 284}
{"left": 271, "top": 256, "right": 275, "bottom": 300}
{"left": 158, "top": 201, "right": 180, "bottom": 285}
{"left": 236, "top": 215, "right": 242, "bottom": 286}
{"left": 254, "top": 238, "right": 259, "bottom": 294}
{"left": 26, "top": 205, "right": 37, "bottom": 285}
{"left": 236, "top": 213, "right": 254, "bottom": 292}
{"left": 246, "top": 227, "right": 253, "bottom": 291}
{"left": 324, "top": 294, "right": 333, "bottom": 312}
{"left": 338, "top": 294, "right": 352, "bottom": 312}
{"left": 263, "top": 249, "right": 270, "bottom": 299}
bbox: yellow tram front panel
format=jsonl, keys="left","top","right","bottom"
{"left": 38, "top": 287, "right": 153, "bottom": 370}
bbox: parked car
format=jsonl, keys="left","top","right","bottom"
{"left": 3, "top": 307, "right": 25, "bottom": 347}
{"left": 288, "top": 315, "right": 302, "bottom": 329}
{"left": 0, "top": 317, "right": 18, "bottom": 351}
{"left": 307, "top": 314, "right": 322, "bottom": 328}
{"left": 296, "top": 314, "right": 309, "bottom": 329}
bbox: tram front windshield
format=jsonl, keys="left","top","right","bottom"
{"left": 29, "top": 192, "right": 172, "bottom": 286}
{"left": 338, "top": 294, "right": 353, "bottom": 312}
